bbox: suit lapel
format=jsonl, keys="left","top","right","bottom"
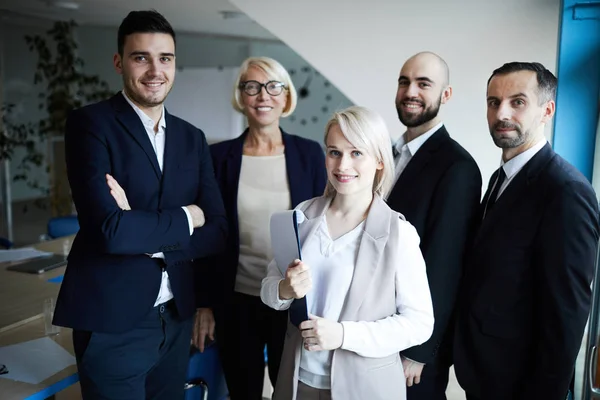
{"left": 474, "top": 143, "right": 555, "bottom": 245}
{"left": 112, "top": 94, "right": 161, "bottom": 180}
{"left": 161, "top": 110, "right": 178, "bottom": 186}
{"left": 282, "top": 131, "right": 304, "bottom": 207}
{"left": 339, "top": 195, "right": 390, "bottom": 321}
{"left": 388, "top": 127, "right": 449, "bottom": 203}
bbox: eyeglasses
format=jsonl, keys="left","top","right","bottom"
{"left": 239, "top": 80, "right": 286, "bottom": 96}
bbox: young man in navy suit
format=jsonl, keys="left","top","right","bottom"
{"left": 386, "top": 52, "right": 482, "bottom": 400}
{"left": 454, "top": 62, "right": 599, "bottom": 400}
{"left": 54, "top": 10, "right": 227, "bottom": 399}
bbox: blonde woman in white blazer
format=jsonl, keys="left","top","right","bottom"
{"left": 261, "top": 106, "right": 434, "bottom": 400}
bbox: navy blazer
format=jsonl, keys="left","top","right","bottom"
{"left": 54, "top": 93, "right": 227, "bottom": 333}
{"left": 207, "top": 129, "right": 327, "bottom": 306}
{"left": 454, "top": 143, "right": 600, "bottom": 399}
{"left": 386, "top": 126, "right": 482, "bottom": 365}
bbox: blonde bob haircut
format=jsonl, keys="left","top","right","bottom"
{"left": 323, "top": 106, "right": 395, "bottom": 199}
{"left": 231, "top": 56, "right": 297, "bottom": 117}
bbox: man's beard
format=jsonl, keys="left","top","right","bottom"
{"left": 489, "top": 120, "right": 528, "bottom": 148}
{"left": 396, "top": 97, "right": 441, "bottom": 128}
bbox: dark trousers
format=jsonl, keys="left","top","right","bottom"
{"left": 406, "top": 363, "right": 450, "bottom": 400}
{"left": 72, "top": 300, "right": 194, "bottom": 400}
{"left": 215, "top": 292, "right": 288, "bottom": 400}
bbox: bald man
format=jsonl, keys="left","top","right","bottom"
{"left": 386, "top": 52, "right": 482, "bottom": 400}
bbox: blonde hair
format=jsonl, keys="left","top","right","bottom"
{"left": 231, "top": 56, "right": 297, "bottom": 117}
{"left": 323, "top": 106, "right": 395, "bottom": 198}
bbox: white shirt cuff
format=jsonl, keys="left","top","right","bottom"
{"left": 181, "top": 206, "right": 194, "bottom": 235}
{"left": 274, "top": 279, "right": 293, "bottom": 309}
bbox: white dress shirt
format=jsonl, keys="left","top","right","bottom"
{"left": 493, "top": 138, "right": 548, "bottom": 200}
{"left": 392, "top": 122, "right": 444, "bottom": 184}
{"left": 121, "top": 91, "right": 194, "bottom": 306}
{"left": 297, "top": 217, "right": 364, "bottom": 389}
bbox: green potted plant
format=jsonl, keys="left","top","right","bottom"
{"left": 1, "top": 19, "right": 113, "bottom": 217}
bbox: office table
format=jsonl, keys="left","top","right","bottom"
{"left": 0, "top": 235, "right": 78, "bottom": 400}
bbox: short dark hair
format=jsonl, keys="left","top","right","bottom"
{"left": 487, "top": 62, "right": 557, "bottom": 105}
{"left": 117, "top": 10, "right": 176, "bottom": 56}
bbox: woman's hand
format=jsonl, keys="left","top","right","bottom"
{"left": 300, "top": 314, "right": 344, "bottom": 351}
{"left": 278, "top": 259, "right": 312, "bottom": 300}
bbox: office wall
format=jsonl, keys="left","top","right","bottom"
{"left": 231, "top": 0, "right": 561, "bottom": 186}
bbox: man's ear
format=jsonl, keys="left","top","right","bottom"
{"left": 113, "top": 53, "right": 123, "bottom": 75}
{"left": 441, "top": 86, "right": 453, "bottom": 104}
{"left": 540, "top": 100, "right": 556, "bottom": 124}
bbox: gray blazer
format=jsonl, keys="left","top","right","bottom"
{"left": 261, "top": 194, "right": 434, "bottom": 400}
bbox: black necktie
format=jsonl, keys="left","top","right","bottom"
{"left": 486, "top": 167, "right": 506, "bottom": 213}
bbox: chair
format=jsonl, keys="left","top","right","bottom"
{"left": 0, "top": 237, "right": 13, "bottom": 249}
{"left": 184, "top": 343, "right": 228, "bottom": 400}
{"left": 46, "top": 216, "right": 79, "bottom": 239}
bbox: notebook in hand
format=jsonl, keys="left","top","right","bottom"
{"left": 6, "top": 254, "right": 67, "bottom": 275}
{"left": 270, "top": 210, "right": 309, "bottom": 327}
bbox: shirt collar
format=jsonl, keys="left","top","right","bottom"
{"left": 395, "top": 122, "right": 443, "bottom": 157}
{"left": 121, "top": 90, "right": 166, "bottom": 132}
{"left": 501, "top": 138, "right": 547, "bottom": 180}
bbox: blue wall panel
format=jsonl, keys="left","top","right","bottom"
{"left": 553, "top": 0, "right": 600, "bottom": 181}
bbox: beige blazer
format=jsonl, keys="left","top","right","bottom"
{"left": 263, "top": 194, "right": 433, "bottom": 400}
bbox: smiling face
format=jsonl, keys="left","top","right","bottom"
{"left": 395, "top": 53, "right": 451, "bottom": 130}
{"left": 240, "top": 66, "right": 288, "bottom": 130}
{"left": 325, "top": 123, "right": 383, "bottom": 198}
{"left": 486, "top": 70, "right": 554, "bottom": 159}
{"left": 114, "top": 32, "right": 175, "bottom": 113}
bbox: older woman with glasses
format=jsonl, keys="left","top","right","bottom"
{"left": 192, "top": 56, "right": 327, "bottom": 399}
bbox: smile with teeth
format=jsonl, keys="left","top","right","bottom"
{"left": 143, "top": 82, "right": 163, "bottom": 88}
{"left": 403, "top": 103, "right": 422, "bottom": 109}
{"left": 335, "top": 174, "right": 358, "bottom": 183}
{"left": 256, "top": 106, "right": 273, "bottom": 112}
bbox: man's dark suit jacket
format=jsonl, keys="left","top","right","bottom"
{"left": 454, "top": 143, "right": 600, "bottom": 400}
{"left": 207, "top": 129, "right": 327, "bottom": 306}
{"left": 54, "top": 93, "right": 228, "bottom": 333}
{"left": 386, "top": 126, "right": 482, "bottom": 365}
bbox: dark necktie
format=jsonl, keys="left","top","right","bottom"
{"left": 486, "top": 167, "right": 506, "bottom": 214}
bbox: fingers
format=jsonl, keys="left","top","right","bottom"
{"left": 198, "top": 332, "right": 206, "bottom": 353}
{"left": 414, "top": 374, "right": 421, "bottom": 385}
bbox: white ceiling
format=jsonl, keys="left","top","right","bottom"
{"left": 0, "top": 0, "right": 277, "bottom": 40}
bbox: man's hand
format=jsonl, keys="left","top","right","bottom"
{"left": 402, "top": 356, "right": 425, "bottom": 387}
{"left": 278, "top": 259, "right": 312, "bottom": 300}
{"left": 185, "top": 205, "right": 205, "bottom": 228}
{"left": 300, "top": 314, "right": 343, "bottom": 351}
{"left": 192, "top": 308, "right": 215, "bottom": 352}
{"left": 106, "top": 174, "right": 131, "bottom": 210}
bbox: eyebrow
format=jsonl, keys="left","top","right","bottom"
{"left": 398, "top": 75, "right": 435, "bottom": 84}
{"left": 487, "top": 92, "right": 529, "bottom": 101}
{"left": 128, "top": 51, "right": 175, "bottom": 57}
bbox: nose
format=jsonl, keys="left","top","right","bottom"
{"left": 338, "top": 154, "right": 352, "bottom": 170}
{"left": 405, "top": 82, "right": 419, "bottom": 98}
{"left": 495, "top": 102, "right": 512, "bottom": 121}
{"left": 147, "top": 59, "right": 160, "bottom": 75}
{"left": 256, "top": 85, "right": 269, "bottom": 100}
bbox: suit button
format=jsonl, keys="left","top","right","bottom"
{"left": 159, "top": 305, "right": 165, "bottom": 313}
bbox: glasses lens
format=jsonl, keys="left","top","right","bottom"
{"left": 243, "top": 82, "right": 261, "bottom": 95}
{"left": 266, "top": 82, "right": 284, "bottom": 96}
